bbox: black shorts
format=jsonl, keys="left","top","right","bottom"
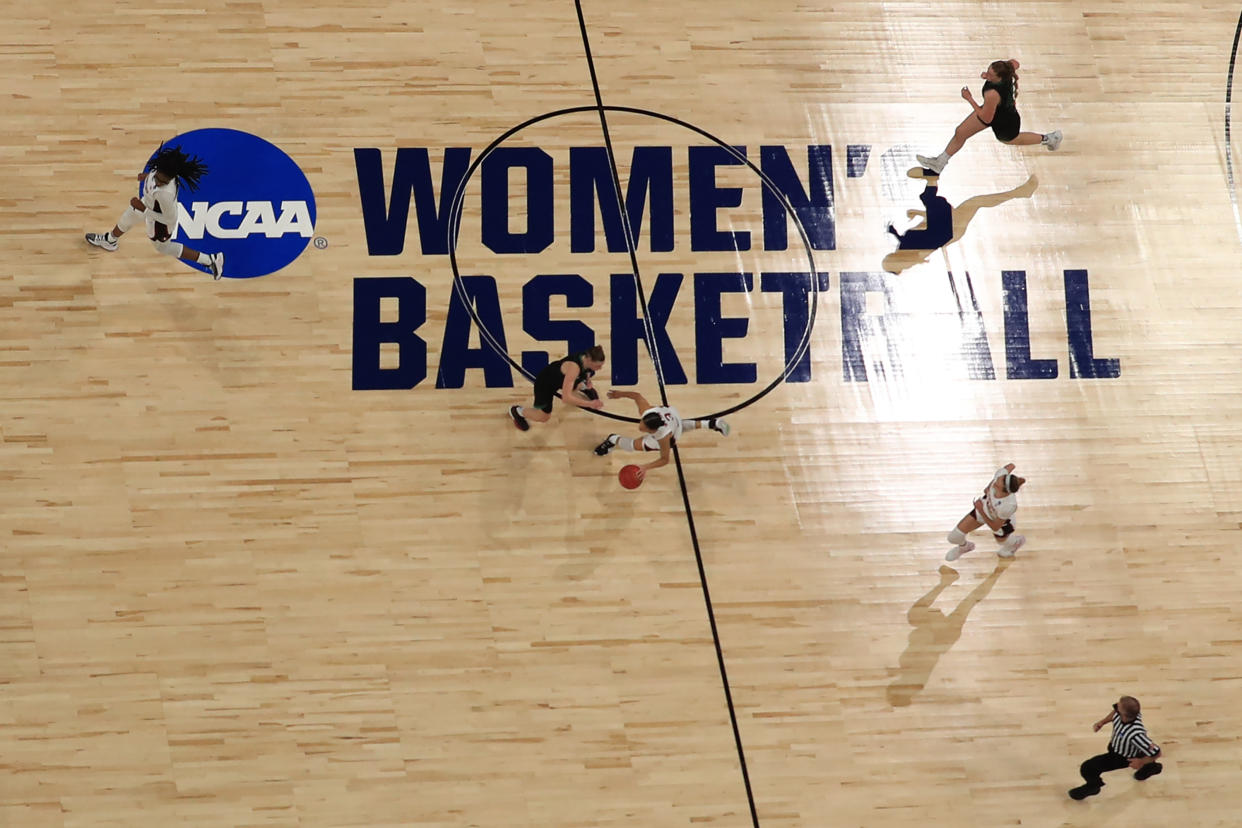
{"left": 964, "top": 510, "right": 1014, "bottom": 538}
{"left": 531, "top": 367, "right": 562, "bottom": 413}
{"left": 989, "top": 109, "right": 1021, "bottom": 142}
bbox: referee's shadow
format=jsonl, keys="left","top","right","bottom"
{"left": 886, "top": 560, "right": 1011, "bottom": 707}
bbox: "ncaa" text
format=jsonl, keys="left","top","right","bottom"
{"left": 177, "top": 201, "right": 315, "bottom": 240}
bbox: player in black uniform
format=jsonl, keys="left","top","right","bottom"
{"left": 916, "top": 59, "right": 1061, "bottom": 175}
{"left": 508, "top": 345, "right": 606, "bottom": 431}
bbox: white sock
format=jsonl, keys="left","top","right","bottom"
{"left": 616, "top": 436, "right": 637, "bottom": 451}
{"left": 104, "top": 231, "right": 117, "bottom": 243}
{"left": 947, "top": 528, "right": 967, "bottom": 546}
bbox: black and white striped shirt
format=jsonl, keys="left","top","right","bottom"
{"left": 1108, "top": 711, "right": 1160, "bottom": 759}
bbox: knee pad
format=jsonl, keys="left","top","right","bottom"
{"left": 117, "top": 206, "right": 145, "bottom": 233}
{"left": 151, "top": 239, "right": 184, "bottom": 257}
{"left": 948, "top": 528, "right": 967, "bottom": 545}
{"left": 639, "top": 434, "right": 662, "bottom": 452}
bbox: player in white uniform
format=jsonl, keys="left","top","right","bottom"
{"left": 86, "top": 144, "right": 224, "bottom": 279}
{"left": 945, "top": 463, "right": 1026, "bottom": 561}
{"left": 593, "top": 390, "right": 731, "bottom": 482}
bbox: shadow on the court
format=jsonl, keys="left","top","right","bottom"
{"left": 885, "top": 560, "right": 1010, "bottom": 707}
{"left": 1057, "top": 780, "right": 1155, "bottom": 824}
{"left": 882, "top": 174, "right": 1038, "bottom": 275}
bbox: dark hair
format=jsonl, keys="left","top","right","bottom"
{"left": 1006, "top": 474, "right": 1023, "bottom": 494}
{"left": 989, "top": 59, "right": 1018, "bottom": 99}
{"left": 1118, "top": 696, "right": 1141, "bottom": 717}
{"left": 145, "top": 143, "right": 209, "bottom": 192}
{"left": 641, "top": 412, "right": 663, "bottom": 431}
{"left": 585, "top": 345, "right": 605, "bottom": 362}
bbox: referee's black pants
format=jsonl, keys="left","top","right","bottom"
{"left": 1079, "top": 751, "right": 1130, "bottom": 786}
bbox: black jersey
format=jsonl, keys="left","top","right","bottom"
{"left": 982, "top": 79, "right": 1017, "bottom": 113}
{"left": 538, "top": 352, "right": 593, "bottom": 385}
{"left": 531, "top": 351, "right": 595, "bottom": 411}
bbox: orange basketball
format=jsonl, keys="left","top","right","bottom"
{"left": 618, "top": 464, "right": 643, "bottom": 489}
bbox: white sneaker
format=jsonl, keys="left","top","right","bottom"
{"left": 85, "top": 232, "right": 117, "bottom": 251}
{"left": 997, "top": 534, "right": 1026, "bottom": 558}
{"left": 1042, "top": 130, "right": 1063, "bottom": 151}
{"left": 208, "top": 252, "right": 225, "bottom": 280}
{"left": 915, "top": 153, "right": 946, "bottom": 174}
{"left": 945, "top": 541, "right": 975, "bottom": 562}
{"left": 711, "top": 418, "right": 731, "bottom": 436}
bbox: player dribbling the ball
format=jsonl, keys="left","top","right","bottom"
{"left": 593, "top": 391, "right": 731, "bottom": 482}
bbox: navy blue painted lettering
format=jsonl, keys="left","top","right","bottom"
{"left": 354, "top": 147, "right": 471, "bottom": 256}
{"left": 1002, "top": 270, "right": 1058, "bottom": 379}
{"left": 688, "top": 146, "right": 750, "bottom": 252}
{"left": 947, "top": 273, "right": 996, "bottom": 380}
{"left": 760, "top": 272, "right": 831, "bottom": 383}
{"left": 839, "top": 271, "right": 900, "bottom": 383}
{"left": 521, "top": 274, "right": 596, "bottom": 376}
{"left": 481, "top": 147, "right": 554, "bottom": 254}
{"left": 694, "top": 273, "right": 756, "bottom": 384}
{"left": 1064, "top": 269, "right": 1120, "bottom": 379}
{"left": 437, "top": 276, "right": 514, "bottom": 388}
{"left": 569, "top": 147, "right": 674, "bottom": 253}
{"left": 846, "top": 145, "right": 870, "bottom": 178}
{"left": 760, "top": 146, "right": 835, "bottom": 251}
{"left": 609, "top": 273, "right": 687, "bottom": 385}
{"left": 352, "top": 277, "right": 427, "bottom": 390}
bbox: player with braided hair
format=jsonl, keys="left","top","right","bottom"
{"left": 86, "top": 143, "right": 225, "bottom": 279}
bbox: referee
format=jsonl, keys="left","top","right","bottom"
{"left": 1069, "top": 695, "right": 1163, "bottom": 800}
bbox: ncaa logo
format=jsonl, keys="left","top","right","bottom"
{"left": 153, "top": 128, "right": 316, "bottom": 279}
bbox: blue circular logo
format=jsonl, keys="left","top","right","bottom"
{"left": 148, "top": 128, "right": 316, "bottom": 279}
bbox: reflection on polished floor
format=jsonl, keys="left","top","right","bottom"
{"left": 2, "top": 1, "right": 1241, "bottom": 826}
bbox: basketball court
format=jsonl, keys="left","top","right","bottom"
{"left": 3, "top": 1, "right": 1242, "bottom": 825}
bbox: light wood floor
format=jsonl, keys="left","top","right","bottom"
{"left": 3, "top": 1, "right": 1242, "bottom": 826}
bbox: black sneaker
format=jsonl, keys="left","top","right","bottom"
{"left": 509, "top": 405, "right": 529, "bottom": 431}
{"left": 594, "top": 434, "right": 618, "bottom": 456}
{"left": 1134, "top": 762, "right": 1162, "bottom": 781}
{"left": 1068, "top": 784, "right": 1101, "bottom": 800}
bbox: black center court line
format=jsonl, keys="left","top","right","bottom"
{"left": 571, "top": 2, "right": 761, "bottom": 825}
{"left": 1225, "top": 9, "right": 1242, "bottom": 245}
{"left": 442, "top": 102, "right": 824, "bottom": 425}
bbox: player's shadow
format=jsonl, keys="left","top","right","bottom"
{"left": 883, "top": 173, "right": 1038, "bottom": 275}
{"left": 885, "top": 561, "right": 1011, "bottom": 707}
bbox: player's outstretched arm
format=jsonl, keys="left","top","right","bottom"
{"left": 606, "top": 389, "right": 651, "bottom": 413}
{"left": 640, "top": 435, "right": 672, "bottom": 474}
{"left": 561, "top": 364, "right": 602, "bottom": 409}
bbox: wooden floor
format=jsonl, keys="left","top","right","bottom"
{"left": 3, "top": 1, "right": 1242, "bottom": 825}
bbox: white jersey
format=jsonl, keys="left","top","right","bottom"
{"left": 140, "top": 172, "right": 180, "bottom": 237}
{"left": 979, "top": 468, "right": 1018, "bottom": 522}
{"left": 642, "top": 406, "right": 684, "bottom": 442}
